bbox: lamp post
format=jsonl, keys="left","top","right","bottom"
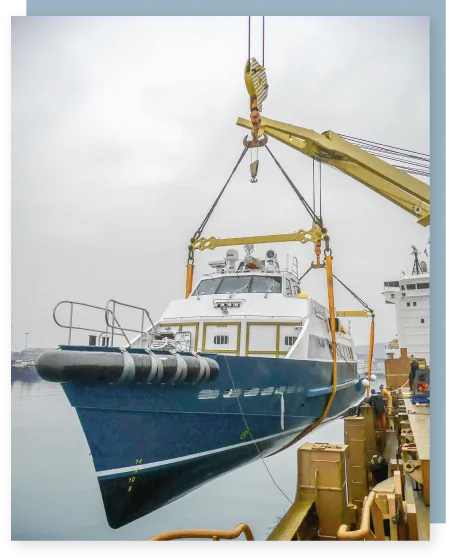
{"left": 24, "top": 332, "right": 30, "bottom": 352}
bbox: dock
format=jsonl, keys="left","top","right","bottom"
{"left": 150, "top": 386, "right": 430, "bottom": 541}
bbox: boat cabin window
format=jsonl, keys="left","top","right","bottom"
{"left": 213, "top": 335, "right": 229, "bottom": 345}
{"left": 193, "top": 277, "right": 224, "bottom": 295}
{"left": 285, "top": 336, "right": 297, "bottom": 346}
{"left": 249, "top": 276, "right": 282, "bottom": 294}
{"left": 417, "top": 282, "right": 429, "bottom": 289}
{"left": 218, "top": 276, "right": 251, "bottom": 294}
{"left": 192, "top": 275, "right": 282, "bottom": 296}
{"left": 284, "top": 279, "right": 292, "bottom": 296}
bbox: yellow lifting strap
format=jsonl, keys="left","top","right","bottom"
{"left": 186, "top": 263, "right": 194, "bottom": 298}
{"left": 366, "top": 316, "right": 375, "bottom": 397}
{"left": 268, "top": 254, "right": 338, "bottom": 457}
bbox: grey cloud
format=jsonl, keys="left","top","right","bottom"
{"left": 12, "top": 16, "right": 429, "bottom": 350}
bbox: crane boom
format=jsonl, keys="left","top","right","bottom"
{"left": 236, "top": 116, "right": 430, "bottom": 226}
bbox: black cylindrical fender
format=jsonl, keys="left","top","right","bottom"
{"left": 35, "top": 348, "right": 219, "bottom": 385}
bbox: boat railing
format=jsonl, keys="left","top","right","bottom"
{"left": 292, "top": 256, "right": 299, "bottom": 278}
{"left": 148, "top": 523, "right": 255, "bottom": 541}
{"left": 105, "top": 299, "right": 160, "bottom": 347}
{"left": 53, "top": 300, "right": 159, "bottom": 348}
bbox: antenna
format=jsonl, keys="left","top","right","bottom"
{"left": 411, "top": 245, "right": 421, "bottom": 275}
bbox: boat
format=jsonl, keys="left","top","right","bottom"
{"left": 382, "top": 245, "right": 430, "bottom": 387}
{"left": 36, "top": 244, "right": 366, "bottom": 529}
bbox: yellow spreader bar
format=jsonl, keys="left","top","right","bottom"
{"left": 191, "top": 228, "right": 323, "bottom": 251}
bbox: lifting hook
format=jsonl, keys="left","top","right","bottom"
{"left": 311, "top": 240, "right": 325, "bottom": 269}
{"left": 243, "top": 133, "right": 268, "bottom": 149}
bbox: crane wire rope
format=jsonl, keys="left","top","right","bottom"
{"left": 338, "top": 133, "right": 430, "bottom": 177}
{"left": 264, "top": 144, "right": 323, "bottom": 228}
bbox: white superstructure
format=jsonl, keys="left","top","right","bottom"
{"left": 133, "top": 246, "right": 358, "bottom": 365}
{"left": 383, "top": 247, "right": 430, "bottom": 364}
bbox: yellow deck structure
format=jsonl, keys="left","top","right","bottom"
{"left": 149, "top": 387, "right": 430, "bottom": 542}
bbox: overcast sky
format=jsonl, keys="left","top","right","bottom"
{"left": 11, "top": 16, "right": 429, "bottom": 350}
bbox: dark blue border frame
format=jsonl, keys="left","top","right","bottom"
{"left": 0, "top": 0, "right": 449, "bottom": 558}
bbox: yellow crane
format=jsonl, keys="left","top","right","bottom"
{"left": 239, "top": 51, "right": 429, "bottom": 227}
{"left": 151, "top": 21, "right": 430, "bottom": 542}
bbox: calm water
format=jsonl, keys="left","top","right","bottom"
{"left": 11, "top": 374, "right": 384, "bottom": 541}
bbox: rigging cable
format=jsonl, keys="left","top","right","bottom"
{"left": 262, "top": 16, "right": 265, "bottom": 67}
{"left": 189, "top": 146, "right": 249, "bottom": 251}
{"left": 248, "top": 16, "right": 251, "bottom": 60}
{"left": 312, "top": 159, "right": 316, "bottom": 214}
{"left": 319, "top": 160, "right": 322, "bottom": 218}
{"left": 264, "top": 144, "right": 323, "bottom": 228}
{"left": 338, "top": 133, "right": 430, "bottom": 177}
{"left": 332, "top": 273, "right": 373, "bottom": 313}
{"left": 223, "top": 355, "right": 292, "bottom": 505}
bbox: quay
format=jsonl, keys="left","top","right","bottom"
{"left": 150, "top": 386, "right": 430, "bottom": 541}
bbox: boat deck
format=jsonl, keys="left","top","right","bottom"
{"left": 404, "top": 398, "right": 430, "bottom": 461}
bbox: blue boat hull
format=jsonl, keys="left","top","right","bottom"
{"left": 60, "top": 353, "right": 365, "bottom": 528}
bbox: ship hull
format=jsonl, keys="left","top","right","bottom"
{"left": 60, "top": 353, "right": 364, "bottom": 528}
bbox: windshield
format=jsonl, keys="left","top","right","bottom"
{"left": 218, "top": 276, "right": 251, "bottom": 294}
{"left": 249, "top": 276, "right": 282, "bottom": 293}
{"left": 192, "top": 278, "right": 223, "bottom": 295}
{"left": 192, "top": 275, "right": 282, "bottom": 295}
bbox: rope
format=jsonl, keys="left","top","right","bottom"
{"left": 297, "top": 266, "right": 313, "bottom": 283}
{"left": 223, "top": 355, "right": 292, "bottom": 505}
{"left": 248, "top": 17, "right": 251, "bottom": 60}
{"left": 319, "top": 161, "right": 322, "bottom": 217}
{"left": 312, "top": 159, "right": 316, "bottom": 214}
{"left": 332, "top": 273, "right": 373, "bottom": 313}
{"left": 264, "top": 144, "right": 323, "bottom": 227}
{"left": 338, "top": 134, "right": 429, "bottom": 157}
{"left": 262, "top": 16, "right": 265, "bottom": 67}
{"left": 188, "top": 147, "right": 249, "bottom": 259}
{"left": 267, "top": 254, "right": 339, "bottom": 457}
{"left": 338, "top": 133, "right": 430, "bottom": 177}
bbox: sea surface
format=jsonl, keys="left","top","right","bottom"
{"left": 11, "top": 372, "right": 385, "bottom": 541}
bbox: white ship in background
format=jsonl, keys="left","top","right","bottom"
{"left": 383, "top": 244, "right": 430, "bottom": 365}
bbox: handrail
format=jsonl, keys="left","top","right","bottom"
{"left": 105, "top": 309, "right": 132, "bottom": 347}
{"left": 148, "top": 523, "right": 254, "bottom": 541}
{"left": 53, "top": 300, "right": 156, "bottom": 348}
{"left": 337, "top": 492, "right": 375, "bottom": 540}
{"left": 292, "top": 256, "right": 299, "bottom": 278}
{"left": 105, "top": 299, "right": 159, "bottom": 347}
{"left": 53, "top": 300, "right": 127, "bottom": 346}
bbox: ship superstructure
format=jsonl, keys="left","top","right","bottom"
{"left": 383, "top": 246, "right": 430, "bottom": 364}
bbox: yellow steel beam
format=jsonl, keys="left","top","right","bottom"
{"left": 236, "top": 116, "right": 430, "bottom": 226}
{"left": 337, "top": 310, "right": 372, "bottom": 318}
{"left": 191, "top": 228, "right": 323, "bottom": 251}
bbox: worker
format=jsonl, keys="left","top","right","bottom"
{"left": 369, "top": 455, "right": 389, "bottom": 484}
{"left": 368, "top": 388, "right": 387, "bottom": 431}
{"left": 379, "top": 384, "right": 393, "bottom": 429}
{"left": 409, "top": 360, "right": 419, "bottom": 392}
